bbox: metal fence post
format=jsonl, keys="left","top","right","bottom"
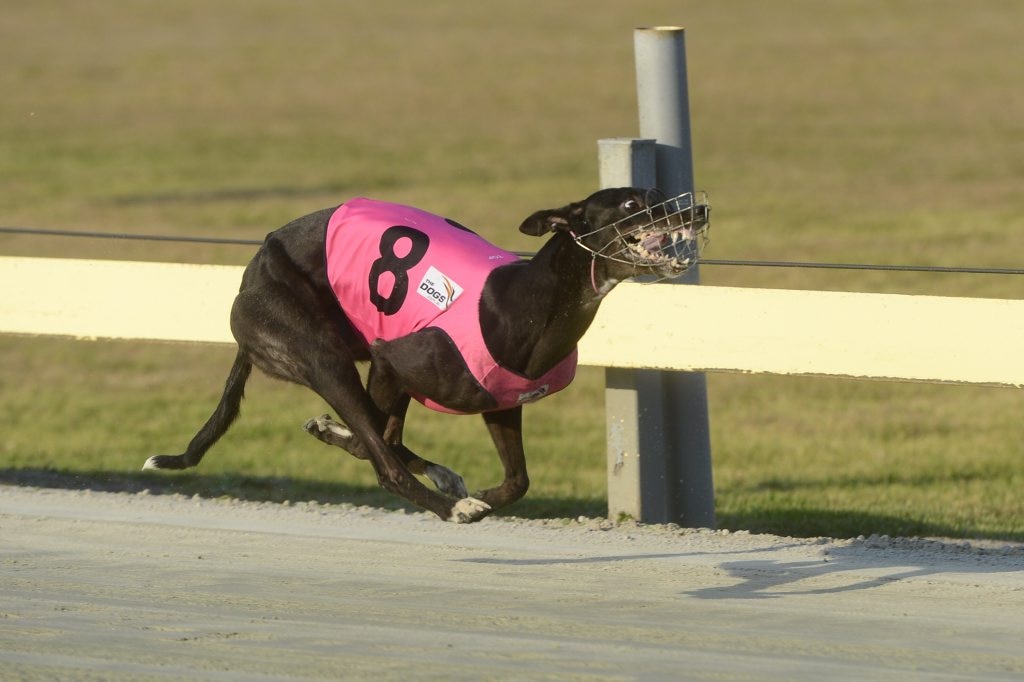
{"left": 598, "top": 138, "right": 661, "bottom": 522}
{"left": 596, "top": 26, "right": 715, "bottom": 528}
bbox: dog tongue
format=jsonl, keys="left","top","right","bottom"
{"left": 642, "top": 234, "right": 666, "bottom": 254}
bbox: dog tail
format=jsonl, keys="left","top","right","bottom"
{"left": 142, "top": 351, "right": 253, "bottom": 471}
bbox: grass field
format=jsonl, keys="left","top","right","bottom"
{"left": 2, "top": 1, "right": 1022, "bottom": 539}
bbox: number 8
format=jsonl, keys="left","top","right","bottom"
{"left": 368, "top": 225, "right": 430, "bottom": 315}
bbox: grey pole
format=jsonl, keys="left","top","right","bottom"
{"left": 598, "top": 138, "right": 665, "bottom": 523}
{"left": 636, "top": 26, "right": 715, "bottom": 527}
{"left": 600, "top": 26, "right": 716, "bottom": 527}
{"left": 635, "top": 27, "right": 698, "bottom": 223}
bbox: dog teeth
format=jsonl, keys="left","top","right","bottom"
{"left": 627, "top": 230, "right": 694, "bottom": 264}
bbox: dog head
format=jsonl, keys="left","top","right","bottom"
{"left": 519, "top": 187, "right": 710, "bottom": 278}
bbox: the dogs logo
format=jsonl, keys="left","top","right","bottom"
{"left": 417, "top": 265, "right": 463, "bottom": 311}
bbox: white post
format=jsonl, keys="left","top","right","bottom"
{"left": 598, "top": 138, "right": 663, "bottom": 522}
{"left": 598, "top": 27, "right": 715, "bottom": 528}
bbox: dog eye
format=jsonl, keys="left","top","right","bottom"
{"left": 622, "top": 199, "right": 639, "bottom": 211}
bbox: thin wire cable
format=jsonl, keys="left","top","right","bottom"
{"left": 0, "top": 225, "right": 262, "bottom": 246}
{"left": 3, "top": 224, "right": 1023, "bottom": 275}
{"left": 699, "top": 258, "right": 1024, "bottom": 276}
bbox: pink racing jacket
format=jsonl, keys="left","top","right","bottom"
{"left": 324, "top": 198, "right": 577, "bottom": 414}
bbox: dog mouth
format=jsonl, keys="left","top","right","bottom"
{"left": 609, "top": 191, "right": 710, "bottom": 272}
{"left": 624, "top": 226, "right": 703, "bottom": 271}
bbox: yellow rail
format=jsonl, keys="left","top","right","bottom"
{"left": 3, "top": 256, "right": 1022, "bottom": 387}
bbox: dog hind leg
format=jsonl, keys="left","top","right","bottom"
{"left": 228, "top": 276, "right": 471, "bottom": 521}
{"left": 367, "top": 358, "right": 471, "bottom": 499}
{"left": 304, "top": 362, "right": 472, "bottom": 520}
{"left": 143, "top": 351, "right": 252, "bottom": 471}
{"left": 303, "top": 413, "right": 358, "bottom": 451}
{"left": 303, "top": 413, "right": 468, "bottom": 499}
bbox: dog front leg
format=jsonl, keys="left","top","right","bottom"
{"left": 474, "top": 407, "right": 529, "bottom": 514}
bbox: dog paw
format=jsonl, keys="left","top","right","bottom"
{"left": 142, "top": 455, "right": 182, "bottom": 471}
{"left": 303, "top": 414, "right": 353, "bottom": 443}
{"left": 424, "top": 464, "right": 469, "bottom": 499}
{"left": 448, "top": 497, "right": 492, "bottom": 524}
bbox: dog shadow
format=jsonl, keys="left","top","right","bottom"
{"left": 685, "top": 537, "right": 1024, "bottom": 600}
{"left": 6, "top": 467, "right": 1021, "bottom": 600}
{"left": 457, "top": 534, "right": 1024, "bottom": 600}
{"left": 0, "top": 467, "right": 604, "bottom": 519}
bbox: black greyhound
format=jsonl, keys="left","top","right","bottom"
{"left": 144, "top": 187, "right": 709, "bottom": 522}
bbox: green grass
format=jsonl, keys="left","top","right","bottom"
{"left": 2, "top": 1, "right": 1022, "bottom": 539}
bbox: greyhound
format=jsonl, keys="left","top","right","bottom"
{"left": 143, "top": 187, "right": 709, "bottom": 522}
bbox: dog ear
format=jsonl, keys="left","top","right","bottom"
{"left": 518, "top": 202, "right": 585, "bottom": 236}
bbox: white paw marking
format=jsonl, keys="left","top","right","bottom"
{"left": 323, "top": 421, "right": 352, "bottom": 439}
{"left": 449, "top": 497, "right": 492, "bottom": 524}
{"left": 141, "top": 456, "right": 160, "bottom": 471}
{"left": 304, "top": 414, "right": 353, "bottom": 439}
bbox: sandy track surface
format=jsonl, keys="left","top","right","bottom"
{"left": 2, "top": 485, "right": 1022, "bottom": 680}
